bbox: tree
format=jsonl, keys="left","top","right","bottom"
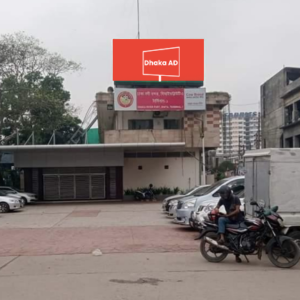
{"left": 218, "top": 160, "right": 235, "bottom": 173}
{"left": 1, "top": 72, "right": 81, "bottom": 144}
{"left": 0, "top": 32, "right": 82, "bottom": 144}
{"left": 0, "top": 32, "right": 81, "bottom": 81}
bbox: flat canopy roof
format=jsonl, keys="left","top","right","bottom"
{"left": 0, "top": 143, "right": 186, "bottom": 153}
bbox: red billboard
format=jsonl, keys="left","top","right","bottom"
{"left": 113, "top": 39, "right": 204, "bottom": 82}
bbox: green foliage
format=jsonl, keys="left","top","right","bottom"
{"left": 0, "top": 32, "right": 82, "bottom": 144}
{"left": 1, "top": 72, "right": 81, "bottom": 144}
{"left": 124, "top": 187, "right": 181, "bottom": 196}
{"left": 218, "top": 161, "right": 235, "bottom": 173}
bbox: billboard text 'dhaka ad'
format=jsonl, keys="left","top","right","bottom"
{"left": 113, "top": 39, "right": 204, "bottom": 82}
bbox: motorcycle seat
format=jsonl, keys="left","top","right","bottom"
{"left": 226, "top": 222, "right": 248, "bottom": 229}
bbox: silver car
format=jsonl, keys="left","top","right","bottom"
{"left": 162, "top": 185, "right": 209, "bottom": 213}
{"left": 0, "top": 191, "right": 22, "bottom": 213}
{"left": 167, "top": 185, "right": 210, "bottom": 217}
{"left": 174, "top": 176, "right": 245, "bottom": 226}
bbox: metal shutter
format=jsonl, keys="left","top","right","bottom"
{"left": 60, "top": 175, "right": 75, "bottom": 199}
{"left": 91, "top": 175, "right": 105, "bottom": 199}
{"left": 44, "top": 175, "right": 59, "bottom": 200}
{"left": 75, "top": 175, "right": 90, "bottom": 199}
{"left": 32, "top": 169, "right": 39, "bottom": 195}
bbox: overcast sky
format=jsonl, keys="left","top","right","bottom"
{"left": 0, "top": 0, "right": 299, "bottom": 118}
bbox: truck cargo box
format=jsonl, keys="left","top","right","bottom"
{"left": 244, "top": 148, "right": 300, "bottom": 226}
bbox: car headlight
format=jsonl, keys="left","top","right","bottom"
{"left": 204, "top": 205, "right": 214, "bottom": 213}
{"left": 9, "top": 199, "right": 18, "bottom": 203}
{"left": 198, "top": 206, "right": 204, "bottom": 212}
{"left": 182, "top": 201, "right": 195, "bottom": 209}
{"left": 170, "top": 200, "right": 178, "bottom": 206}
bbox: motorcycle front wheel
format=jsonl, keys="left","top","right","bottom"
{"left": 200, "top": 232, "right": 228, "bottom": 263}
{"left": 268, "top": 239, "right": 300, "bottom": 268}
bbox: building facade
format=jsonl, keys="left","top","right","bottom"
{"left": 217, "top": 112, "right": 260, "bottom": 158}
{"left": 261, "top": 67, "right": 300, "bottom": 148}
{"left": 97, "top": 89, "right": 230, "bottom": 191}
{"left": 0, "top": 87, "right": 229, "bottom": 200}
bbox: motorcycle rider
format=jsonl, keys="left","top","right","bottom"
{"left": 214, "top": 185, "right": 244, "bottom": 263}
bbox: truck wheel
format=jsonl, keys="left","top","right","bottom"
{"left": 288, "top": 231, "right": 300, "bottom": 247}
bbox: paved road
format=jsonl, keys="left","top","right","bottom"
{"left": 0, "top": 203, "right": 299, "bottom": 300}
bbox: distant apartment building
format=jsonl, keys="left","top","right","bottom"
{"left": 261, "top": 67, "right": 300, "bottom": 148}
{"left": 217, "top": 112, "right": 260, "bottom": 158}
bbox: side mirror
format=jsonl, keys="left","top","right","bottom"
{"left": 213, "top": 192, "right": 220, "bottom": 198}
{"left": 258, "top": 199, "right": 266, "bottom": 208}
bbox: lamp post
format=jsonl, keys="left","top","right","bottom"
{"left": 200, "top": 118, "right": 206, "bottom": 185}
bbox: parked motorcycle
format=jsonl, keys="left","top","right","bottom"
{"left": 198, "top": 201, "right": 300, "bottom": 268}
{"left": 134, "top": 185, "right": 154, "bottom": 201}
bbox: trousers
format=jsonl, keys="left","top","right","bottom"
{"left": 218, "top": 217, "right": 237, "bottom": 234}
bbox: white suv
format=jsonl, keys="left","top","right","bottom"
{"left": 0, "top": 187, "right": 37, "bottom": 205}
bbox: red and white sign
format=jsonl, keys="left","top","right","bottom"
{"left": 114, "top": 88, "right": 206, "bottom": 111}
{"left": 113, "top": 39, "right": 204, "bottom": 82}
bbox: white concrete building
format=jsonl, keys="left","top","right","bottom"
{"left": 98, "top": 89, "right": 230, "bottom": 192}
{"left": 217, "top": 112, "right": 261, "bottom": 158}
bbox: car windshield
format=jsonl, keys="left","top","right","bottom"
{"left": 201, "top": 179, "right": 229, "bottom": 195}
{"left": 193, "top": 186, "right": 210, "bottom": 197}
{"left": 184, "top": 187, "right": 198, "bottom": 195}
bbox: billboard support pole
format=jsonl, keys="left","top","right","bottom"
{"left": 137, "top": 0, "right": 140, "bottom": 39}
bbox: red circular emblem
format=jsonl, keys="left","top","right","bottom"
{"left": 117, "top": 91, "right": 134, "bottom": 108}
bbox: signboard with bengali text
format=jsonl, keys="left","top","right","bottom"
{"left": 114, "top": 88, "right": 206, "bottom": 111}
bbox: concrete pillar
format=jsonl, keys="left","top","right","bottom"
{"left": 96, "top": 92, "right": 115, "bottom": 143}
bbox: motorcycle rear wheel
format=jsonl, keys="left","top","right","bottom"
{"left": 200, "top": 232, "right": 228, "bottom": 263}
{"left": 268, "top": 239, "right": 300, "bottom": 268}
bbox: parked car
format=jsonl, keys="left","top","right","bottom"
{"left": 162, "top": 185, "right": 209, "bottom": 213}
{"left": 0, "top": 186, "right": 37, "bottom": 204}
{"left": 0, "top": 190, "right": 25, "bottom": 208}
{"left": 192, "top": 190, "right": 245, "bottom": 229}
{"left": 168, "top": 185, "right": 210, "bottom": 217}
{"left": 174, "top": 176, "right": 245, "bottom": 226}
{"left": 0, "top": 191, "right": 22, "bottom": 213}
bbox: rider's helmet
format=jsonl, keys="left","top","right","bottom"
{"left": 219, "top": 185, "right": 232, "bottom": 200}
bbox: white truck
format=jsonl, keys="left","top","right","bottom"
{"left": 244, "top": 148, "right": 300, "bottom": 244}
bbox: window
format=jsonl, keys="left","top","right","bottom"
{"left": 285, "top": 137, "right": 294, "bottom": 148}
{"left": 261, "top": 85, "right": 266, "bottom": 118}
{"left": 164, "top": 119, "right": 181, "bottom": 129}
{"left": 285, "top": 105, "right": 294, "bottom": 125}
{"left": 0, "top": 187, "right": 12, "bottom": 191}
{"left": 296, "top": 100, "right": 300, "bottom": 121}
{"left": 128, "top": 120, "right": 153, "bottom": 130}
